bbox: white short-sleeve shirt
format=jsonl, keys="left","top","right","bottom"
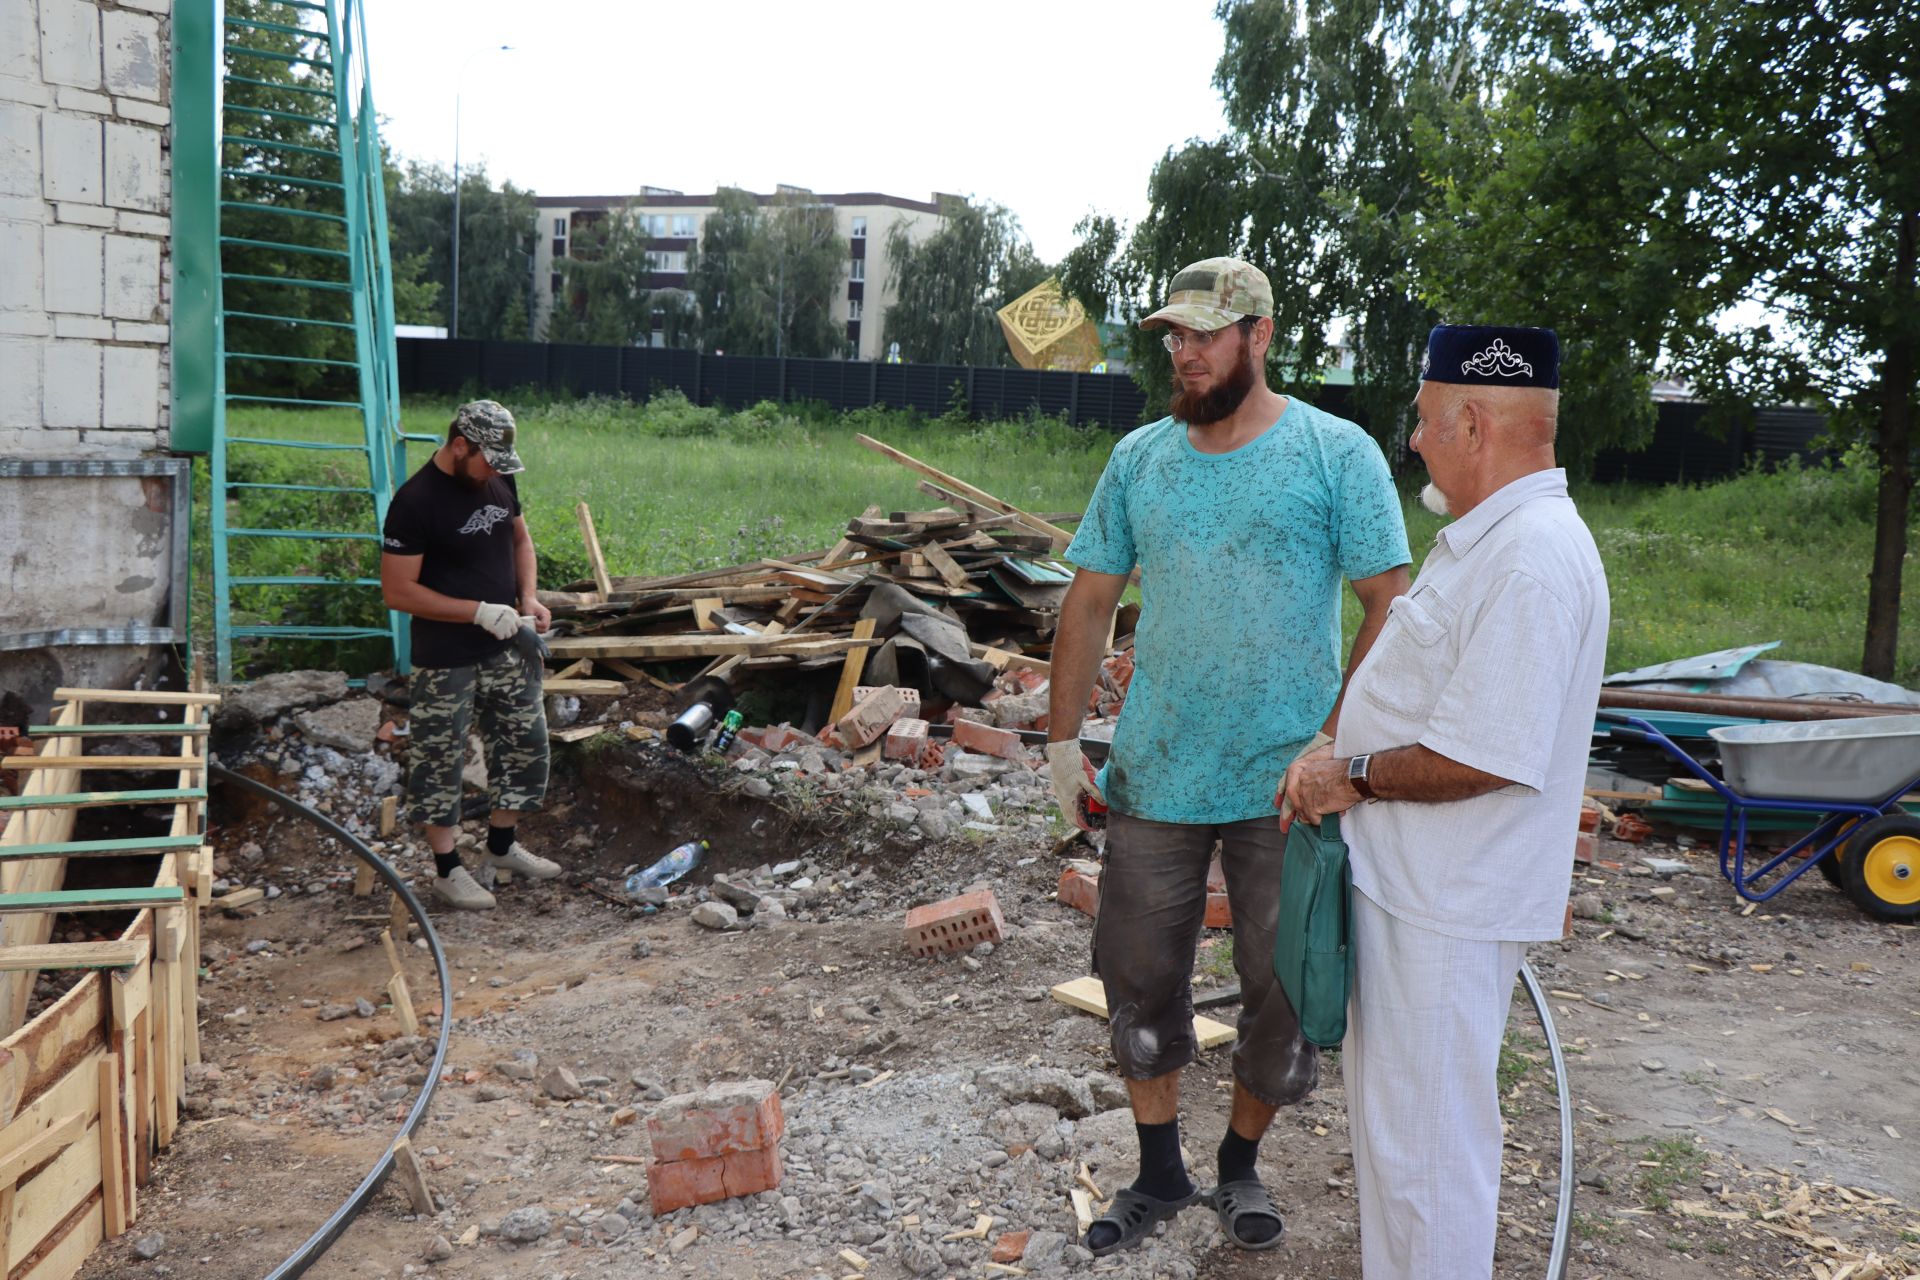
{"left": 1339, "top": 469, "right": 1610, "bottom": 942}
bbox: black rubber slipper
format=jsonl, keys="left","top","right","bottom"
{"left": 1205, "top": 1179, "right": 1286, "bottom": 1250}
{"left": 1083, "top": 1185, "right": 1204, "bottom": 1257}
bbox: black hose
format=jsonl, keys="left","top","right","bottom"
{"left": 1518, "top": 960, "right": 1576, "bottom": 1280}
{"left": 209, "top": 765, "right": 453, "bottom": 1280}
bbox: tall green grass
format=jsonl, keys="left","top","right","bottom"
{"left": 212, "top": 398, "right": 1918, "bottom": 686}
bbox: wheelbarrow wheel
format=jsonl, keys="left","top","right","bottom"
{"left": 1816, "top": 815, "right": 1864, "bottom": 889}
{"left": 1838, "top": 814, "right": 1920, "bottom": 923}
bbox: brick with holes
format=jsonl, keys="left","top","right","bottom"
{"left": 883, "top": 717, "right": 930, "bottom": 762}
{"left": 835, "top": 685, "right": 909, "bottom": 749}
{"left": 903, "top": 888, "right": 1006, "bottom": 957}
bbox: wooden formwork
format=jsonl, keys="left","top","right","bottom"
{"left": 0, "top": 689, "right": 214, "bottom": 1279}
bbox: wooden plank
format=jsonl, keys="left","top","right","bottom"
{"left": 49, "top": 689, "right": 219, "bottom": 707}
{"left": 692, "top": 598, "right": 725, "bottom": 632}
{"left": 387, "top": 974, "right": 419, "bottom": 1037}
{"left": 545, "top": 659, "right": 592, "bottom": 682}
{"left": 0, "top": 835, "right": 204, "bottom": 861}
{"left": 1049, "top": 977, "right": 1235, "bottom": 1050}
{"left": 216, "top": 887, "right": 263, "bottom": 912}
{"left": 538, "top": 679, "right": 628, "bottom": 696}
{"left": 0, "top": 1109, "right": 84, "bottom": 1188}
{"left": 857, "top": 438, "right": 1072, "bottom": 548}
{"left": 887, "top": 510, "right": 968, "bottom": 528}
{"left": 576, "top": 502, "right": 614, "bottom": 600}
{"left": 0, "top": 789, "right": 205, "bottom": 814}
{"left": 15, "top": 1195, "right": 104, "bottom": 1280}
{"left": 1, "top": 757, "right": 204, "bottom": 772}
{"left": 828, "top": 619, "right": 880, "bottom": 724}
{"left": 378, "top": 795, "right": 398, "bottom": 837}
{"left": 25, "top": 724, "right": 207, "bottom": 737}
{"left": 97, "top": 1057, "right": 125, "bottom": 1237}
{"left": 549, "top": 724, "right": 611, "bottom": 744}
{"left": 389, "top": 1136, "right": 435, "bottom": 1213}
{"left": 9, "top": 1114, "right": 100, "bottom": 1262}
{"left": 0, "top": 887, "right": 185, "bottom": 915}
{"left": 545, "top": 634, "right": 874, "bottom": 661}
{"left": 972, "top": 645, "right": 1051, "bottom": 676}
{"left": 919, "top": 541, "right": 974, "bottom": 590}
{"left": 0, "top": 942, "right": 144, "bottom": 974}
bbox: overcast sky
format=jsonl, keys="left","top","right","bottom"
{"left": 363, "top": 0, "right": 1233, "bottom": 264}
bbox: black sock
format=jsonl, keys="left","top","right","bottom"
{"left": 434, "top": 851, "right": 462, "bottom": 878}
{"left": 1085, "top": 1119, "right": 1193, "bottom": 1250}
{"left": 486, "top": 824, "right": 516, "bottom": 857}
{"left": 1218, "top": 1126, "right": 1281, "bottom": 1243}
{"left": 1219, "top": 1127, "right": 1261, "bottom": 1185}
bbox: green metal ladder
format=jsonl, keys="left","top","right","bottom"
{"left": 205, "top": 0, "right": 433, "bottom": 683}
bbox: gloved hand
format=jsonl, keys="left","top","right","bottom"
{"left": 1277, "top": 730, "right": 1336, "bottom": 826}
{"left": 1046, "top": 738, "right": 1103, "bottom": 821}
{"left": 512, "top": 618, "right": 550, "bottom": 666}
{"left": 472, "top": 601, "right": 519, "bottom": 640}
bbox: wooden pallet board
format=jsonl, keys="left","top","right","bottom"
{"left": 1048, "top": 976, "right": 1236, "bottom": 1050}
{"left": 0, "top": 942, "right": 147, "bottom": 973}
{"left": 0, "top": 837, "right": 204, "bottom": 861}
{"left": 49, "top": 689, "right": 220, "bottom": 707}
{"left": 0, "top": 888, "right": 185, "bottom": 915}
{"left": 544, "top": 633, "right": 875, "bottom": 661}
{"left": 1, "top": 758, "right": 204, "bottom": 773}
{"left": 0, "top": 790, "right": 206, "bottom": 814}
{"left": 25, "top": 725, "right": 208, "bottom": 737}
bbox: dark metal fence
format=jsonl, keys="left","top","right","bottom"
{"left": 396, "top": 337, "right": 1155, "bottom": 430}
{"left": 395, "top": 338, "right": 1830, "bottom": 484}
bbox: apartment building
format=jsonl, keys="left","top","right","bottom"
{"left": 531, "top": 186, "right": 953, "bottom": 359}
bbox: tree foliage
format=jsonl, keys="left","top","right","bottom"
{"left": 882, "top": 199, "right": 1052, "bottom": 365}
{"left": 544, "top": 202, "right": 657, "bottom": 346}
{"left": 683, "top": 189, "right": 847, "bottom": 356}
{"left": 384, "top": 160, "right": 534, "bottom": 340}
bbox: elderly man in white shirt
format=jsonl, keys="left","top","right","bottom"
{"left": 1283, "top": 324, "right": 1609, "bottom": 1279}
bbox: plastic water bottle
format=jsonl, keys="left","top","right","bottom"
{"left": 625, "top": 839, "right": 708, "bottom": 896}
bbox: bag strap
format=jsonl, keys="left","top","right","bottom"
{"left": 1322, "top": 811, "right": 1341, "bottom": 842}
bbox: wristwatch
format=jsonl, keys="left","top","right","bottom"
{"left": 1347, "top": 753, "right": 1377, "bottom": 802}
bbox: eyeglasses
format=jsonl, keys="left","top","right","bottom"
{"left": 1161, "top": 320, "right": 1253, "bottom": 354}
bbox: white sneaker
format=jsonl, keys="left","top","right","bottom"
{"left": 484, "top": 842, "right": 562, "bottom": 881}
{"left": 432, "top": 864, "right": 497, "bottom": 910}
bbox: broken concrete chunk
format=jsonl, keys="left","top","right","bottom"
{"left": 692, "top": 901, "right": 740, "bottom": 931}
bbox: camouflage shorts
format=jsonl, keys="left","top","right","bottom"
{"left": 405, "top": 648, "right": 549, "bottom": 827}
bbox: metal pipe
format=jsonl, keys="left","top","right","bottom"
{"left": 1598, "top": 687, "right": 1913, "bottom": 721}
{"left": 211, "top": 766, "right": 452, "bottom": 1280}
{"left": 1518, "top": 960, "right": 1575, "bottom": 1280}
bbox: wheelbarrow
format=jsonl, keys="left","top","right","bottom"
{"left": 1594, "top": 711, "right": 1920, "bottom": 922}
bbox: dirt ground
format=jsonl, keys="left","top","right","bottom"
{"left": 76, "top": 743, "right": 1919, "bottom": 1280}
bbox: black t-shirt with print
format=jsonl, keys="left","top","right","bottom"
{"left": 381, "top": 461, "right": 522, "bottom": 669}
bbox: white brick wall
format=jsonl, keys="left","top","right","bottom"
{"left": 0, "top": 0, "right": 171, "bottom": 457}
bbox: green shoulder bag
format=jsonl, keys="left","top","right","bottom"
{"left": 1272, "top": 811, "right": 1355, "bottom": 1048}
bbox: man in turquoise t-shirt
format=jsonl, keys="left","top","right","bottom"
{"left": 1047, "top": 257, "right": 1410, "bottom": 1258}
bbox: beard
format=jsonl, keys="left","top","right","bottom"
{"left": 1419, "top": 482, "right": 1451, "bottom": 516}
{"left": 1169, "top": 337, "right": 1258, "bottom": 426}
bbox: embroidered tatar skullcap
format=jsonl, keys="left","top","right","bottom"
{"left": 1421, "top": 326, "right": 1559, "bottom": 390}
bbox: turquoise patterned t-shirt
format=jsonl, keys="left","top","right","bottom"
{"left": 1067, "top": 400, "right": 1410, "bottom": 824}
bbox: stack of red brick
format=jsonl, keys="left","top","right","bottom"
{"left": 645, "top": 1079, "right": 786, "bottom": 1213}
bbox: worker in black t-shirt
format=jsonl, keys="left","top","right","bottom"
{"left": 381, "top": 400, "right": 560, "bottom": 910}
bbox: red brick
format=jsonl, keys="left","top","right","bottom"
{"left": 836, "top": 685, "right": 908, "bottom": 748}
{"left": 951, "top": 719, "right": 1027, "bottom": 761}
{"left": 646, "top": 1154, "right": 728, "bottom": 1213}
{"left": 992, "top": 1231, "right": 1031, "bottom": 1263}
{"left": 1204, "top": 855, "right": 1231, "bottom": 929}
{"left": 1010, "top": 666, "right": 1049, "bottom": 693}
{"left": 646, "top": 1080, "right": 785, "bottom": 1163}
{"left": 740, "top": 724, "right": 816, "bottom": 754}
{"left": 1056, "top": 865, "right": 1100, "bottom": 918}
{"left": 884, "top": 717, "right": 930, "bottom": 762}
{"left": 1578, "top": 803, "right": 1601, "bottom": 834}
{"left": 721, "top": 1143, "right": 785, "bottom": 1198}
{"left": 903, "top": 889, "right": 1006, "bottom": 957}
{"left": 856, "top": 685, "right": 921, "bottom": 716}
{"left": 1573, "top": 832, "right": 1597, "bottom": 865}
{"left": 1562, "top": 902, "right": 1575, "bottom": 940}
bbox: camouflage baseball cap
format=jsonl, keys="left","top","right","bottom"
{"left": 1139, "top": 257, "right": 1274, "bottom": 332}
{"left": 450, "top": 400, "right": 524, "bottom": 475}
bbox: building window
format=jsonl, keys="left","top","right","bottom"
{"left": 550, "top": 272, "right": 561, "bottom": 296}
{"left": 851, "top": 216, "right": 867, "bottom": 238}
{"left": 850, "top": 258, "right": 865, "bottom": 281}
{"left": 848, "top": 298, "right": 863, "bottom": 321}
{"left": 552, "top": 238, "right": 566, "bottom": 260}
{"left": 642, "top": 213, "right": 669, "bottom": 237}
{"left": 553, "top": 217, "right": 567, "bottom": 238}
{"left": 651, "top": 251, "right": 688, "bottom": 274}
{"left": 672, "top": 214, "right": 695, "bottom": 237}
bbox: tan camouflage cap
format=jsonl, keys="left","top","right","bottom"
{"left": 451, "top": 400, "right": 524, "bottom": 475}
{"left": 1139, "top": 257, "right": 1274, "bottom": 332}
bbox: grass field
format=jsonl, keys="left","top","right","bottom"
{"left": 206, "top": 393, "right": 1919, "bottom": 686}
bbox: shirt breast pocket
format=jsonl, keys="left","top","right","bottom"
{"left": 1361, "top": 587, "right": 1454, "bottom": 723}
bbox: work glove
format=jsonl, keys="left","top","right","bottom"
{"left": 1046, "top": 739, "right": 1103, "bottom": 826}
{"left": 1277, "top": 730, "right": 1336, "bottom": 827}
{"left": 472, "top": 601, "right": 519, "bottom": 640}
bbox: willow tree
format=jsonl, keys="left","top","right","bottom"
{"left": 883, "top": 198, "right": 1050, "bottom": 366}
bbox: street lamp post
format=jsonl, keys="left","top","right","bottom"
{"left": 451, "top": 44, "right": 512, "bottom": 340}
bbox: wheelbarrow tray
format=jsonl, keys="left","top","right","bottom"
{"left": 1708, "top": 714, "right": 1920, "bottom": 802}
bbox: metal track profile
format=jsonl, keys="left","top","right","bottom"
{"left": 210, "top": 766, "right": 450, "bottom": 1280}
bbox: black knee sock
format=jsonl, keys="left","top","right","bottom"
{"left": 1085, "top": 1119, "right": 1194, "bottom": 1249}
{"left": 1219, "top": 1127, "right": 1261, "bottom": 1184}
{"left": 434, "top": 851, "right": 462, "bottom": 878}
{"left": 486, "top": 823, "right": 516, "bottom": 857}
